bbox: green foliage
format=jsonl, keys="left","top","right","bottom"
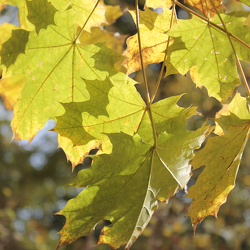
{"left": 1, "top": 0, "right": 250, "bottom": 249}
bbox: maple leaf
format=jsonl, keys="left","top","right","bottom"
{"left": 123, "top": 6, "right": 174, "bottom": 74}
{"left": 56, "top": 97, "right": 211, "bottom": 249}
{"left": 184, "top": 0, "right": 226, "bottom": 18}
{"left": 166, "top": 11, "right": 250, "bottom": 101}
{"left": 0, "top": 8, "right": 123, "bottom": 142}
{"left": 187, "top": 93, "right": 250, "bottom": 230}
{"left": 54, "top": 75, "right": 145, "bottom": 168}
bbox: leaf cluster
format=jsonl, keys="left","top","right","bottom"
{"left": 0, "top": 0, "right": 250, "bottom": 249}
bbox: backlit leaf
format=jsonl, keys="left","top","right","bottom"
{"left": 57, "top": 100, "right": 210, "bottom": 249}
{"left": 0, "top": 9, "right": 122, "bottom": 142}
{"left": 54, "top": 75, "right": 145, "bottom": 167}
{"left": 166, "top": 11, "right": 250, "bottom": 101}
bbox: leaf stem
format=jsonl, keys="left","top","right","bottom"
{"left": 175, "top": 1, "right": 250, "bottom": 51}
{"left": 75, "top": 0, "right": 101, "bottom": 42}
{"left": 135, "top": 0, "right": 157, "bottom": 146}
{"left": 209, "top": 0, "right": 250, "bottom": 97}
{"left": 150, "top": 3, "right": 177, "bottom": 104}
{"left": 135, "top": 0, "right": 151, "bottom": 104}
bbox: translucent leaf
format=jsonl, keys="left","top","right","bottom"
{"left": 0, "top": 9, "right": 123, "bottom": 142}
{"left": 57, "top": 100, "right": 211, "bottom": 249}
{"left": 166, "top": 11, "right": 250, "bottom": 101}
{"left": 54, "top": 76, "right": 145, "bottom": 167}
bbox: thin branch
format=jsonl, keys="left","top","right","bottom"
{"left": 209, "top": 0, "right": 250, "bottom": 97}
{"left": 150, "top": 3, "right": 177, "bottom": 104}
{"left": 75, "top": 0, "right": 101, "bottom": 42}
{"left": 175, "top": 1, "right": 250, "bottom": 51}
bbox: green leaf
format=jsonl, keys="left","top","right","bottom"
{"left": 166, "top": 11, "right": 250, "bottom": 101}
{"left": 57, "top": 115, "right": 210, "bottom": 249}
{"left": 187, "top": 93, "right": 250, "bottom": 229}
{"left": 54, "top": 75, "right": 145, "bottom": 167}
{"left": 26, "top": 0, "right": 58, "bottom": 34}
{"left": 0, "top": 9, "right": 123, "bottom": 142}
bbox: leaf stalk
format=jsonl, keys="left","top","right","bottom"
{"left": 135, "top": 0, "right": 157, "bottom": 146}
{"left": 75, "top": 0, "right": 101, "bottom": 42}
{"left": 150, "top": 3, "right": 177, "bottom": 104}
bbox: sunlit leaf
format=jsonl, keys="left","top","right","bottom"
{"left": 0, "top": 9, "right": 122, "bottom": 142}
{"left": 166, "top": 11, "right": 250, "bottom": 101}
{"left": 57, "top": 103, "right": 210, "bottom": 249}
{"left": 54, "top": 75, "right": 145, "bottom": 168}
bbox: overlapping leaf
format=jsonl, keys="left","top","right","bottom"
{"left": 187, "top": 93, "right": 250, "bottom": 229}
{"left": 57, "top": 96, "right": 211, "bottom": 249}
{"left": 54, "top": 75, "right": 146, "bottom": 167}
{"left": 0, "top": 8, "right": 123, "bottom": 142}
{"left": 166, "top": 11, "right": 250, "bottom": 101}
{"left": 123, "top": 7, "right": 174, "bottom": 74}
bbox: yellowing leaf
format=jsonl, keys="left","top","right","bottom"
{"left": 123, "top": 7, "right": 173, "bottom": 74}
{"left": 57, "top": 98, "right": 210, "bottom": 249}
{"left": 166, "top": 12, "right": 250, "bottom": 101}
{"left": 187, "top": 93, "right": 250, "bottom": 229}
{"left": 184, "top": 0, "right": 226, "bottom": 18}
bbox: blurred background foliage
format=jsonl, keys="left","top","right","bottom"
{"left": 1, "top": 0, "right": 250, "bottom": 249}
